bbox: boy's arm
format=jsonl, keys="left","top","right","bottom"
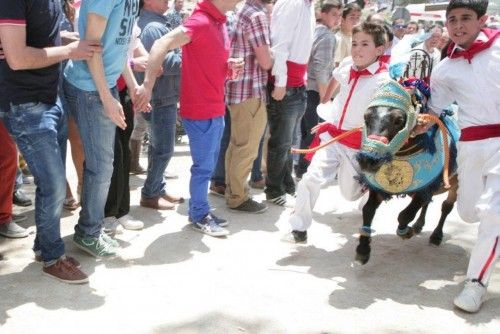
{"left": 134, "top": 27, "right": 190, "bottom": 112}
{"left": 322, "top": 77, "right": 339, "bottom": 104}
{"left": 85, "top": 12, "right": 126, "bottom": 129}
{"left": 0, "top": 25, "right": 100, "bottom": 70}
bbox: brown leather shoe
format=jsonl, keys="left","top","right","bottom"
{"left": 140, "top": 196, "right": 175, "bottom": 210}
{"left": 162, "top": 193, "right": 185, "bottom": 204}
{"left": 36, "top": 254, "right": 81, "bottom": 268}
{"left": 43, "top": 258, "right": 89, "bottom": 284}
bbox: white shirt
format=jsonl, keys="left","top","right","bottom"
{"left": 429, "top": 36, "right": 500, "bottom": 129}
{"left": 270, "top": 0, "right": 315, "bottom": 87}
{"left": 318, "top": 58, "right": 391, "bottom": 130}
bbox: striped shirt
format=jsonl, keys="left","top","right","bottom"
{"left": 307, "top": 23, "right": 337, "bottom": 92}
{"left": 225, "top": 0, "right": 270, "bottom": 105}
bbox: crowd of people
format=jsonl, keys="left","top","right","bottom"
{"left": 0, "top": 0, "right": 498, "bottom": 315}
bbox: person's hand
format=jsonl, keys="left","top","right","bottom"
{"left": 134, "top": 84, "right": 153, "bottom": 113}
{"left": 128, "top": 85, "right": 152, "bottom": 113}
{"left": 227, "top": 57, "right": 244, "bottom": 80}
{"left": 311, "top": 122, "right": 327, "bottom": 134}
{"left": 103, "top": 95, "right": 127, "bottom": 129}
{"left": 67, "top": 40, "right": 102, "bottom": 60}
{"left": 271, "top": 86, "right": 286, "bottom": 101}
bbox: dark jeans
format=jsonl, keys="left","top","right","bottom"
{"left": 5, "top": 100, "right": 67, "bottom": 263}
{"left": 211, "top": 109, "right": 265, "bottom": 186}
{"left": 297, "top": 90, "right": 322, "bottom": 178}
{"left": 265, "top": 85, "right": 307, "bottom": 199}
{"left": 104, "top": 89, "right": 134, "bottom": 219}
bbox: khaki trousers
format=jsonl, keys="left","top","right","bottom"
{"left": 225, "top": 98, "right": 267, "bottom": 208}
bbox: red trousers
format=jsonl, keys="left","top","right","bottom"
{"left": 0, "top": 119, "right": 16, "bottom": 223}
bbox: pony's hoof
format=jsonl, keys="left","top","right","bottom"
{"left": 355, "top": 252, "right": 370, "bottom": 265}
{"left": 397, "top": 226, "right": 415, "bottom": 239}
{"left": 412, "top": 223, "right": 424, "bottom": 234}
{"left": 429, "top": 233, "right": 443, "bottom": 246}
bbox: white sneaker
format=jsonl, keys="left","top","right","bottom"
{"left": 118, "top": 214, "right": 144, "bottom": 230}
{"left": 453, "top": 280, "right": 487, "bottom": 313}
{"left": 102, "top": 216, "right": 120, "bottom": 235}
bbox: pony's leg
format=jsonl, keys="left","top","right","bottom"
{"left": 397, "top": 195, "right": 426, "bottom": 239}
{"left": 412, "top": 204, "right": 429, "bottom": 234}
{"left": 430, "top": 182, "right": 458, "bottom": 246}
{"left": 356, "top": 190, "right": 383, "bottom": 265}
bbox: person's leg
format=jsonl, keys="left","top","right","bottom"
{"left": 225, "top": 98, "right": 267, "bottom": 208}
{"left": 250, "top": 129, "right": 266, "bottom": 183}
{"left": 454, "top": 140, "right": 500, "bottom": 312}
{"left": 63, "top": 80, "right": 116, "bottom": 241}
{"left": 211, "top": 109, "right": 231, "bottom": 188}
{"left": 297, "top": 90, "right": 320, "bottom": 178}
{"left": 130, "top": 111, "right": 148, "bottom": 174}
{"left": 141, "top": 104, "right": 177, "bottom": 199}
{"left": 67, "top": 114, "right": 84, "bottom": 197}
{"left": 289, "top": 143, "right": 340, "bottom": 233}
{"left": 265, "top": 86, "right": 307, "bottom": 200}
{"left": 5, "top": 101, "right": 67, "bottom": 263}
{"left": 0, "top": 114, "right": 18, "bottom": 228}
{"left": 183, "top": 117, "right": 224, "bottom": 222}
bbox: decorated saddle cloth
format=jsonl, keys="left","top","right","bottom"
{"left": 360, "top": 115, "right": 460, "bottom": 198}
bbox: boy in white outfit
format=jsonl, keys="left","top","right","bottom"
{"left": 428, "top": 0, "right": 500, "bottom": 313}
{"left": 284, "top": 22, "right": 391, "bottom": 243}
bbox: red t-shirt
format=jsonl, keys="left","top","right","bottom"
{"left": 180, "top": 0, "right": 229, "bottom": 120}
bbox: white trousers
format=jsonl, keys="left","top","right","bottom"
{"left": 289, "top": 140, "right": 363, "bottom": 232}
{"left": 457, "top": 138, "right": 500, "bottom": 285}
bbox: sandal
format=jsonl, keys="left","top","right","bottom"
{"left": 63, "top": 197, "right": 80, "bottom": 211}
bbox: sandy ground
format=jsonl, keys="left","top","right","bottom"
{"left": 0, "top": 139, "right": 499, "bottom": 334}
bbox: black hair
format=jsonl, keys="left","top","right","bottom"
{"left": 352, "top": 21, "right": 387, "bottom": 47}
{"left": 446, "top": 0, "right": 488, "bottom": 18}
{"left": 321, "top": 0, "right": 343, "bottom": 13}
{"left": 383, "top": 22, "right": 394, "bottom": 43}
{"left": 342, "top": 2, "right": 361, "bottom": 19}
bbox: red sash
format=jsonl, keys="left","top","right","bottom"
{"left": 305, "top": 123, "right": 361, "bottom": 161}
{"left": 460, "top": 124, "right": 500, "bottom": 142}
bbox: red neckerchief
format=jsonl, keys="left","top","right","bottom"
{"left": 348, "top": 62, "right": 388, "bottom": 84}
{"left": 447, "top": 28, "right": 499, "bottom": 63}
{"left": 379, "top": 54, "right": 391, "bottom": 65}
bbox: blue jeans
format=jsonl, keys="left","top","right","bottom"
{"left": 5, "top": 100, "right": 67, "bottom": 263}
{"left": 265, "top": 85, "right": 307, "bottom": 199}
{"left": 63, "top": 79, "right": 116, "bottom": 238}
{"left": 183, "top": 116, "right": 224, "bottom": 222}
{"left": 141, "top": 104, "right": 177, "bottom": 198}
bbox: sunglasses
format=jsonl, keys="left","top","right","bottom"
{"left": 393, "top": 24, "right": 407, "bottom": 29}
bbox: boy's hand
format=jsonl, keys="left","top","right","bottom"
{"left": 272, "top": 86, "right": 286, "bottom": 101}
{"left": 67, "top": 40, "right": 102, "bottom": 60}
{"left": 103, "top": 95, "right": 127, "bottom": 130}
{"left": 134, "top": 85, "right": 152, "bottom": 113}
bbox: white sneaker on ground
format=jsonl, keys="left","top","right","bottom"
{"left": 453, "top": 280, "right": 487, "bottom": 313}
{"left": 118, "top": 214, "right": 144, "bottom": 230}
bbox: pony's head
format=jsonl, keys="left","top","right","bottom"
{"left": 356, "top": 80, "right": 418, "bottom": 173}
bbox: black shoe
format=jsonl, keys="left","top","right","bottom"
{"left": 230, "top": 198, "right": 268, "bottom": 214}
{"left": 13, "top": 189, "right": 32, "bottom": 207}
{"left": 281, "top": 230, "right": 307, "bottom": 244}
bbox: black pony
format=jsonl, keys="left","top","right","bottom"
{"left": 354, "top": 79, "right": 459, "bottom": 265}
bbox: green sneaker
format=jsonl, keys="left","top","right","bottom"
{"left": 73, "top": 234, "right": 117, "bottom": 258}
{"left": 100, "top": 232, "right": 119, "bottom": 248}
